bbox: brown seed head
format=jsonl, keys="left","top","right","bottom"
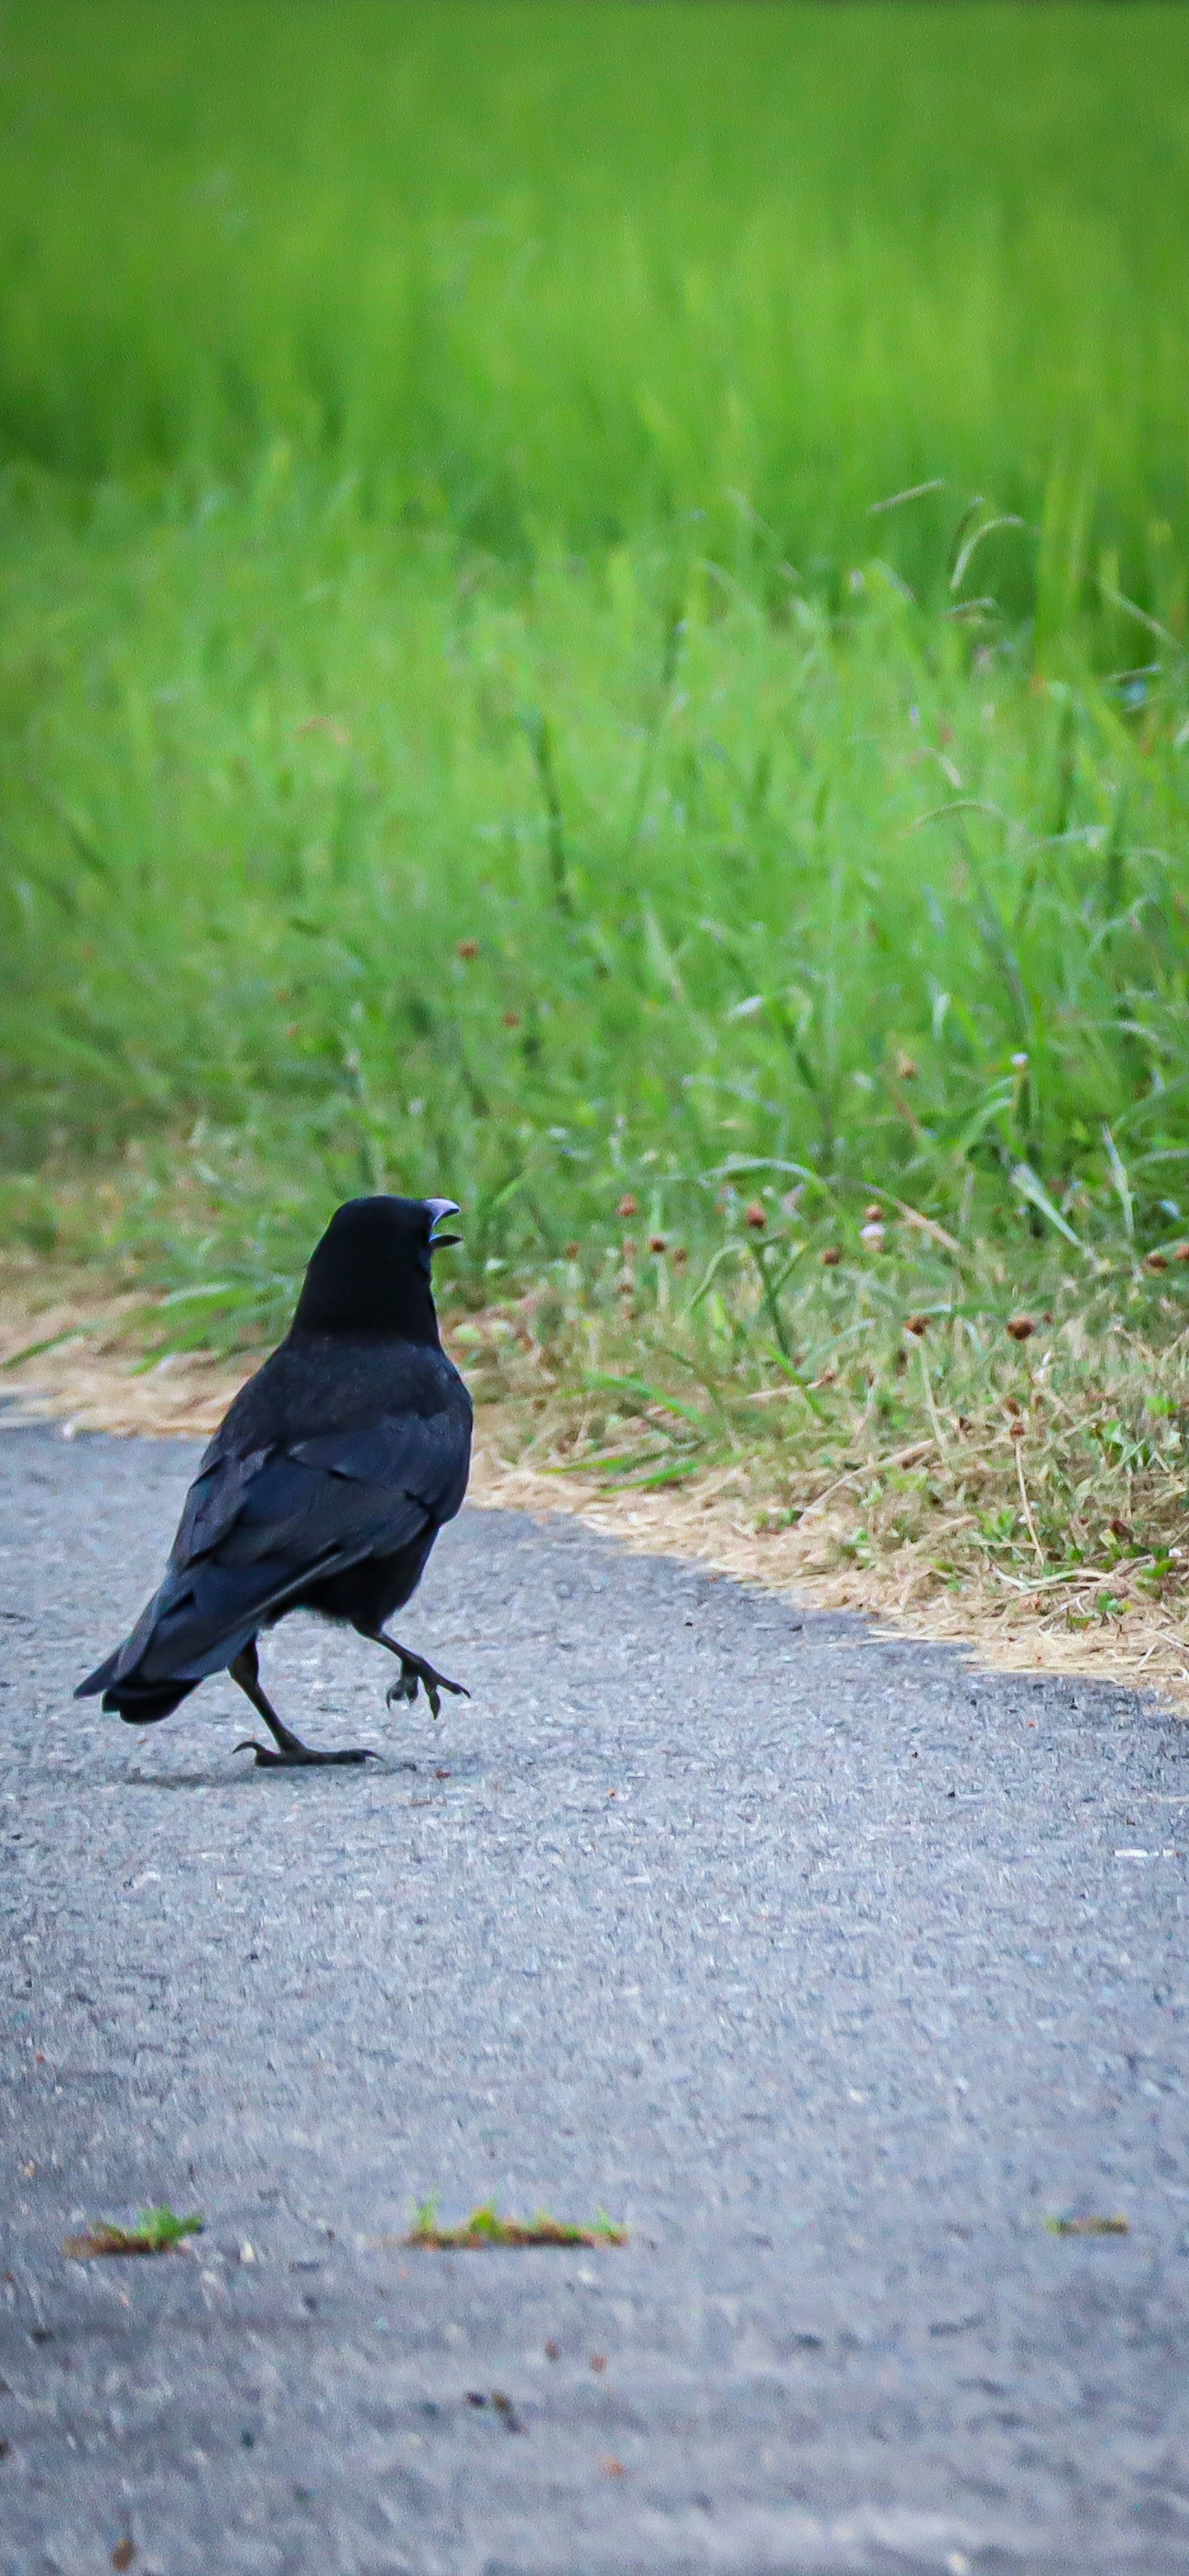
{"left": 1174, "top": 1242, "right": 1189, "bottom": 1264}
{"left": 863, "top": 1202, "right": 884, "bottom": 1222}
{"left": 1145, "top": 1251, "right": 1169, "bottom": 1271}
{"left": 673, "top": 1245, "right": 688, "bottom": 1267}
{"left": 745, "top": 1201, "right": 766, "bottom": 1229}
{"left": 648, "top": 1233, "right": 667, "bottom": 1253}
{"left": 895, "top": 1052, "right": 918, "bottom": 1081}
{"left": 502, "top": 1010, "right": 521, "bottom": 1029}
{"left": 564, "top": 1241, "right": 580, "bottom": 1260}
{"left": 1006, "top": 1315, "right": 1035, "bottom": 1341}
{"left": 821, "top": 1245, "right": 842, "bottom": 1267}
{"left": 1009, "top": 1420, "right": 1026, "bottom": 1439}
{"left": 456, "top": 938, "right": 479, "bottom": 960}
{"left": 904, "top": 1314, "right": 929, "bottom": 1336}
{"left": 617, "top": 1193, "right": 638, "bottom": 1218}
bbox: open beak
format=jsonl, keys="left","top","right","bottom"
{"left": 425, "top": 1196, "right": 462, "bottom": 1249}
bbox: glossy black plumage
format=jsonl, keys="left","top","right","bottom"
{"left": 76, "top": 1196, "right": 473, "bottom": 1766}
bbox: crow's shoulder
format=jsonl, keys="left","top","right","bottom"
{"left": 166, "top": 1334, "right": 470, "bottom": 1571}
{"left": 203, "top": 1333, "right": 470, "bottom": 1466}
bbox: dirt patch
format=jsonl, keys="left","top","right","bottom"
{"left": 3, "top": 1263, "right": 1186, "bottom": 1715}
{"left": 0, "top": 1269, "right": 242, "bottom": 1439}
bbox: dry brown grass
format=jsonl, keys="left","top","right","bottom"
{"left": 4, "top": 1256, "right": 1188, "bottom": 1716}
{"left": 474, "top": 1429, "right": 1189, "bottom": 1713}
{"left": 0, "top": 1262, "right": 240, "bottom": 1439}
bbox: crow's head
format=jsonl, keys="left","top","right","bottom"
{"left": 291, "top": 1194, "right": 462, "bottom": 1341}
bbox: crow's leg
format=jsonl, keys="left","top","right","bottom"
{"left": 367, "top": 1630, "right": 470, "bottom": 1723}
{"left": 229, "top": 1641, "right": 377, "bottom": 1769}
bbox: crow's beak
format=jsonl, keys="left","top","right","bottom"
{"left": 425, "top": 1196, "right": 462, "bottom": 1249}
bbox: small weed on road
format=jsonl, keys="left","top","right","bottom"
{"left": 1044, "top": 2212, "right": 1130, "bottom": 2236}
{"left": 404, "top": 2196, "right": 625, "bottom": 2249}
{"left": 62, "top": 2206, "right": 204, "bottom": 2259}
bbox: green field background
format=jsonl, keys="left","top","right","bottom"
{"left": 4, "top": 3, "right": 1188, "bottom": 580}
{"left": 3, "top": 2, "right": 1189, "bottom": 1305}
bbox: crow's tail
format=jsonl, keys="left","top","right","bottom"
{"left": 103, "top": 1677, "right": 201, "bottom": 1725}
{"left": 75, "top": 1651, "right": 200, "bottom": 1725}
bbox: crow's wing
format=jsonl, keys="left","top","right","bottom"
{"left": 78, "top": 1403, "right": 470, "bottom": 1696}
{"left": 288, "top": 1413, "right": 470, "bottom": 1524}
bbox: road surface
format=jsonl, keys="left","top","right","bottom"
{"left": 1, "top": 1421, "right": 1188, "bottom": 2573}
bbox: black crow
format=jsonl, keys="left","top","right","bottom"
{"left": 76, "top": 1195, "right": 473, "bottom": 1767}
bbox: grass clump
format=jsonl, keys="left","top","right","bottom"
{"left": 456, "top": 1199, "right": 1189, "bottom": 1677}
{"left": 6, "top": 536, "right": 1189, "bottom": 1329}
{"left": 62, "top": 2206, "right": 204, "bottom": 2258}
{"left": 1043, "top": 2213, "right": 1129, "bottom": 2237}
{"left": 405, "top": 2196, "right": 626, "bottom": 2249}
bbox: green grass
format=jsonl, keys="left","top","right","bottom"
{"left": 3, "top": 3, "right": 1188, "bottom": 591}
{"left": 467, "top": 1216, "right": 1189, "bottom": 1639}
{"left": 62, "top": 2206, "right": 204, "bottom": 2258}
{"left": 1043, "top": 2212, "right": 1129, "bottom": 2236}
{"left": 405, "top": 2196, "right": 626, "bottom": 2248}
{"left": 4, "top": 490, "right": 1189, "bottom": 1323}
{"left": 3, "top": 1, "right": 1189, "bottom": 1354}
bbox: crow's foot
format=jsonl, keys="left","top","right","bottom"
{"left": 382, "top": 1646, "right": 470, "bottom": 1722}
{"left": 235, "top": 1735, "right": 377, "bottom": 1769}
{"left": 228, "top": 1641, "right": 377, "bottom": 1768}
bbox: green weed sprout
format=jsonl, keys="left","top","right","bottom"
{"left": 63, "top": 2205, "right": 205, "bottom": 2258}
{"left": 405, "top": 2197, "right": 626, "bottom": 2249}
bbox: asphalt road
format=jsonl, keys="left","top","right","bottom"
{"left": 1, "top": 1421, "right": 1188, "bottom": 2576}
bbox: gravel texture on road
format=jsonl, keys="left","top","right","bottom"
{"left": 1, "top": 1422, "right": 1188, "bottom": 2575}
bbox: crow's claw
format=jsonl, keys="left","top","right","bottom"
{"left": 382, "top": 1649, "right": 469, "bottom": 1724}
{"left": 234, "top": 1736, "right": 377, "bottom": 1768}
